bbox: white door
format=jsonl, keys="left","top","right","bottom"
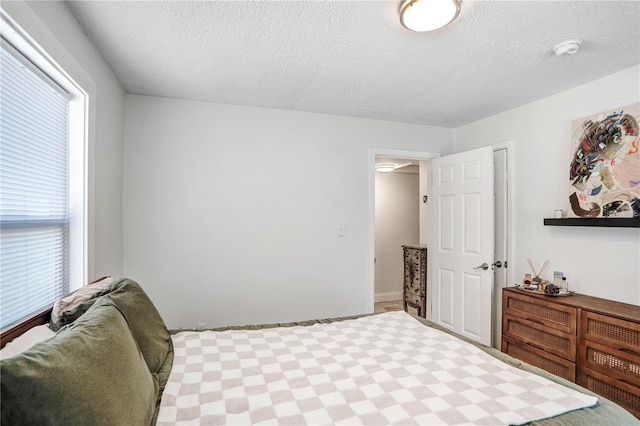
{"left": 430, "top": 146, "right": 494, "bottom": 345}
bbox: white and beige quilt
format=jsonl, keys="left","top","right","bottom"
{"left": 158, "top": 311, "right": 597, "bottom": 425}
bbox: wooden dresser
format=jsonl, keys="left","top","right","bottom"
{"left": 502, "top": 287, "right": 640, "bottom": 417}
{"left": 402, "top": 245, "right": 427, "bottom": 318}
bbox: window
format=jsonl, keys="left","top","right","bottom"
{"left": 0, "top": 29, "right": 85, "bottom": 329}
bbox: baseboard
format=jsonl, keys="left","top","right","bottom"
{"left": 374, "top": 291, "right": 403, "bottom": 303}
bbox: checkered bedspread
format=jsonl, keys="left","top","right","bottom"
{"left": 157, "top": 312, "right": 596, "bottom": 425}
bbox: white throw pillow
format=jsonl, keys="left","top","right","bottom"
{"left": 0, "top": 324, "right": 56, "bottom": 359}
{"left": 49, "top": 276, "right": 114, "bottom": 331}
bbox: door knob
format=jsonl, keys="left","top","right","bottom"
{"left": 493, "top": 261, "right": 502, "bottom": 268}
{"left": 474, "top": 263, "right": 489, "bottom": 271}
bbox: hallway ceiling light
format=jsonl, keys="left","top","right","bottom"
{"left": 400, "top": 0, "right": 461, "bottom": 32}
{"left": 375, "top": 162, "right": 413, "bottom": 173}
{"left": 375, "top": 163, "right": 397, "bottom": 173}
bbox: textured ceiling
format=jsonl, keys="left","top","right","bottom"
{"left": 66, "top": 1, "right": 640, "bottom": 128}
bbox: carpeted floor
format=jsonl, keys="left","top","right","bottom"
{"left": 374, "top": 300, "right": 403, "bottom": 314}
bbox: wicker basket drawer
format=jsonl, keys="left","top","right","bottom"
{"left": 503, "top": 290, "right": 577, "bottom": 334}
{"left": 577, "top": 367, "right": 640, "bottom": 418}
{"left": 579, "top": 339, "right": 640, "bottom": 388}
{"left": 503, "top": 336, "right": 575, "bottom": 381}
{"left": 503, "top": 313, "right": 576, "bottom": 360}
{"left": 581, "top": 310, "right": 640, "bottom": 353}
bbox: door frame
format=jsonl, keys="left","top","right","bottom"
{"left": 492, "top": 140, "right": 516, "bottom": 294}
{"left": 491, "top": 140, "right": 515, "bottom": 347}
{"left": 367, "top": 148, "right": 441, "bottom": 312}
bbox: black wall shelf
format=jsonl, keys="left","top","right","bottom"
{"left": 544, "top": 218, "right": 640, "bottom": 228}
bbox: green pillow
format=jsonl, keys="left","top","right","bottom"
{"left": 101, "top": 279, "right": 174, "bottom": 417}
{"left": 57, "top": 277, "right": 173, "bottom": 417}
{"left": 1, "top": 298, "right": 159, "bottom": 426}
{"left": 59, "top": 279, "right": 173, "bottom": 378}
{"left": 104, "top": 279, "right": 172, "bottom": 378}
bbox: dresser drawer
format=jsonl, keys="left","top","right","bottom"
{"left": 579, "top": 339, "right": 640, "bottom": 388}
{"left": 503, "top": 336, "right": 575, "bottom": 381}
{"left": 577, "top": 366, "right": 640, "bottom": 418}
{"left": 580, "top": 310, "right": 640, "bottom": 353}
{"left": 503, "top": 313, "right": 576, "bottom": 360}
{"left": 503, "top": 290, "right": 577, "bottom": 334}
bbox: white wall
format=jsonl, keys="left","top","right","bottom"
{"left": 419, "top": 161, "right": 431, "bottom": 245}
{"left": 3, "top": 1, "right": 126, "bottom": 279}
{"left": 374, "top": 171, "right": 419, "bottom": 301}
{"left": 124, "top": 95, "right": 454, "bottom": 329}
{"left": 456, "top": 65, "right": 640, "bottom": 305}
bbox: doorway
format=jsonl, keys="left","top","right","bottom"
{"left": 373, "top": 157, "right": 421, "bottom": 310}
{"left": 369, "top": 144, "right": 512, "bottom": 349}
{"left": 368, "top": 148, "right": 440, "bottom": 316}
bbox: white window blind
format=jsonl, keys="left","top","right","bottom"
{"left": 1, "top": 40, "right": 71, "bottom": 328}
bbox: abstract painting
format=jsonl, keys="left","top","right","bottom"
{"left": 569, "top": 103, "right": 640, "bottom": 218}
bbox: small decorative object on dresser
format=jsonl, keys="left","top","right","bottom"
{"left": 526, "top": 257, "right": 550, "bottom": 284}
{"left": 502, "top": 287, "right": 640, "bottom": 418}
{"left": 402, "top": 245, "right": 427, "bottom": 318}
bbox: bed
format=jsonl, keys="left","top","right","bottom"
{"left": 1, "top": 278, "right": 637, "bottom": 425}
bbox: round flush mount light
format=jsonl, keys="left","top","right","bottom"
{"left": 375, "top": 163, "right": 397, "bottom": 173}
{"left": 553, "top": 40, "right": 582, "bottom": 56}
{"left": 400, "top": 0, "right": 461, "bottom": 32}
{"left": 375, "top": 162, "right": 413, "bottom": 172}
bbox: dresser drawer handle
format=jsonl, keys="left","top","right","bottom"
{"left": 526, "top": 317, "right": 544, "bottom": 325}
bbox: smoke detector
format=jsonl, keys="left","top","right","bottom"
{"left": 553, "top": 40, "right": 582, "bottom": 56}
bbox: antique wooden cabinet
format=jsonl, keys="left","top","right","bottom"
{"left": 402, "top": 245, "right": 427, "bottom": 318}
{"left": 502, "top": 287, "right": 640, "bottom": 417}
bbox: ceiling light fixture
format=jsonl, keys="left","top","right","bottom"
{"left": 375, "top": 163, "right": 397, "bottom": 173}
{"left": 375, "top": 162, "right": 413, "bottom": 173}
{"left": 400, "top": 0, "right": 460, "bottom": 32}
{"left": 553, "top": 40, "right": 582, "bottom": 56}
